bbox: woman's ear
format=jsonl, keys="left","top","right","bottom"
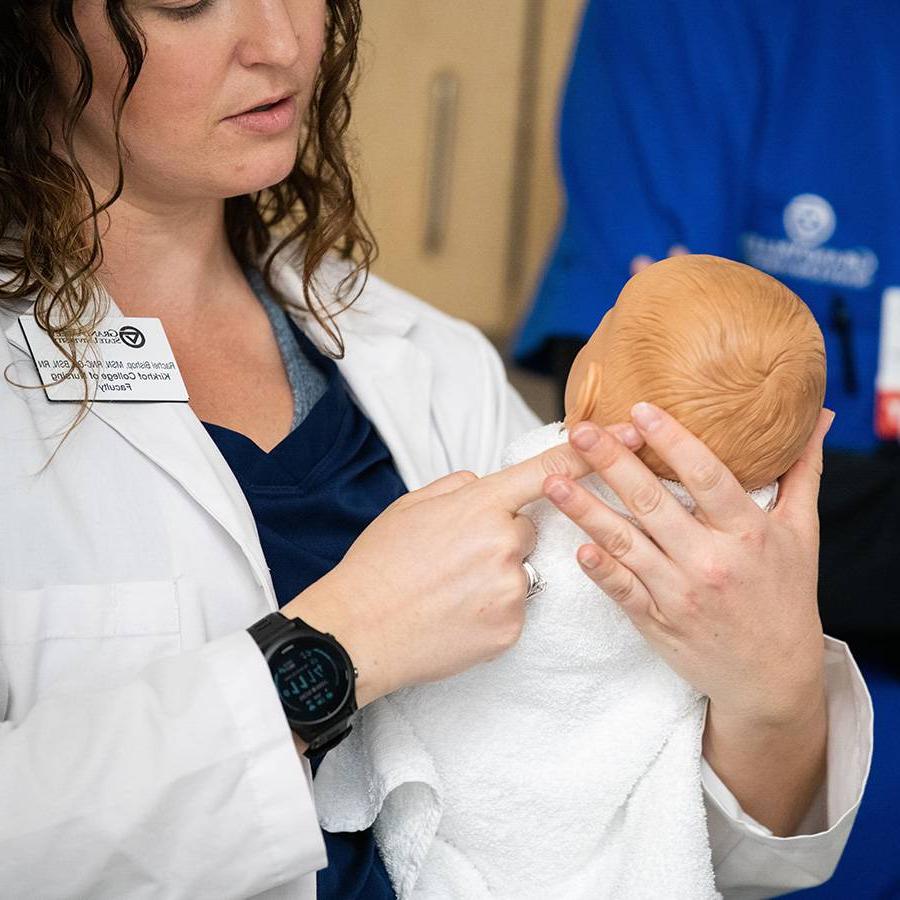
{"left": 565, "top": 361, "right": 602, "bottom": 427}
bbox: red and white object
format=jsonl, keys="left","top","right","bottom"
{"left": 875, "top": 288, "right": 900, "bottom": 440}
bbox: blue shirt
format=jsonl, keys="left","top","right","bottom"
{"left": 205, "top": 311, "right": 401, "bottom": 899}
{"left": 515, "top": 0, "right": 900, "bottom": 452}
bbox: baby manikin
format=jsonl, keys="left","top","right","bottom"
{"left": 314, "top": 255, "right": 826, "bottom": 899}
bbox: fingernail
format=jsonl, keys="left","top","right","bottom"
{"left": 571, "top": 424, "right": 599, "bottom": 451}
{"left": 618, "top": 425, "right": 642, "bottom": 450}
{"left": 631, "top": 402, "right": 661, "bottom": 431}
{"left": 579, "top": 548, "right": 600, "bottom": 570}
{"left": 825, "top": 409, "right": 836, "bottom": 432}
{"left": 547, "top": 481, "right": 571, "bottom": 503}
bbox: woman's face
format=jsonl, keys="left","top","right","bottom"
{"left": 53, "top": 0, "right": 326, "bottom": 205}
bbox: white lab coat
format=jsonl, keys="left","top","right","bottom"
{"left": 0, "top": 258, "right": 873, "bottom": 899}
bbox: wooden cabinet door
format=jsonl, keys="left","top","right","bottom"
{"left": 351, "top": 1, "right": 584, "bottom": 337}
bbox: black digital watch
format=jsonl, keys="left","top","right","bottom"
{"left": 248, "top": 612, "right": 358, "bottom": 757}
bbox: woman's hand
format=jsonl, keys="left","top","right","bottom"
{"left": 284, "top": 424, "right": 639, "bottom": 710}
{"left": 545, "top": 402, "right": 833, "bottom": 835}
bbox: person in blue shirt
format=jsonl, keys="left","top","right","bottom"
{"left": 515, "top": 1, "right": 899, "bottom": 895}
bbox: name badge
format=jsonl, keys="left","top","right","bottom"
{"left": 875, "top": 288, "right": 900, "bottom": 440}
{"left": 17, "top": 315, "right": 189, "bottom": 402}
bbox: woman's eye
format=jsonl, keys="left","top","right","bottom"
{"left": 163, "top": 0, "right": 214, "bottom": 21}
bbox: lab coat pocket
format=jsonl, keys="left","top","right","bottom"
{"left": 0, "top": 579, "right": 182, "bottom": 715}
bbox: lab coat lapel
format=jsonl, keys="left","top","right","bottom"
{"left": 3, "top": 307, "right": 278, "bottom": 610}
{"left": 88, "top": 400, "right": 277, "bottom": 606}
{"left": 275, "top": 263, "right": 440, "bottom": 490}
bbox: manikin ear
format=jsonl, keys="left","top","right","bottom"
{"left": 566, "top": 360, "right": 602, "bottom": 426}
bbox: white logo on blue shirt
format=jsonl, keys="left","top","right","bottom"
{"left": 783, "top": 194, "right": 836, "bottom": 248}
{"left": 742, "top": 193, "right": 878, "bottom": 289}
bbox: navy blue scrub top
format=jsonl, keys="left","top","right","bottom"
{"left": 204, "top": 314, "right": 402, "bottom": 900}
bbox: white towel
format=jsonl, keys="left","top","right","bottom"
{"left": 315, "top": 423, "right": 777, "bottom": 899}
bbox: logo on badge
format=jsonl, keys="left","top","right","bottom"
{"left": 782, "top": 194, "right": 836, "bottom": 248}
{"left": 118, "top": 325, "right": 146, "bottom": 349}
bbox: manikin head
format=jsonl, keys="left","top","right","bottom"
{"left": 564, "top": 255, "right": 826, "bottom": 491}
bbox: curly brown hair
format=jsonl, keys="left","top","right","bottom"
{"left": 0, "top": 0, "right": 374, "bottom": 380}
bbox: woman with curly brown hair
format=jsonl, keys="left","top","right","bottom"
{"left": 0, "top": 1, "right": 871, "bottom": 898}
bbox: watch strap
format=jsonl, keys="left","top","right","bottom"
{"left": 304, "top": 722, "right": 354, "bottom": 758}
{"left": 247, "top": 611, "right": 294, "bottom": 646}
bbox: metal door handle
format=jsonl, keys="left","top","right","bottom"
{"left": 423, "top": 70, "right": 459, "bottom": 254}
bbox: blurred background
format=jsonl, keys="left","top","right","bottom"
{"left": 350, "top": 3, "right": 898, "bottom": 897}
{"left": 349, "top": 0, "right": 579, "bottom": 421}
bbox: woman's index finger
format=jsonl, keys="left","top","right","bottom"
{"left": 630, "top": 403, "right": 759, "bottom": 531}
{"left": 479, "top": 441, "right": 592, "bottom": 512}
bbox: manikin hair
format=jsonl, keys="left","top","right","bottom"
{"left": 567, "top": 255, "right": 826, "bottom": 491}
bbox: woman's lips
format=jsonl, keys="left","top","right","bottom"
{"left": 224, "top": 95, "right": 297, "bottom": 135}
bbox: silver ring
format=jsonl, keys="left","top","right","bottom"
{"left": 522, "top": 561, "right": 546, "bottom": 599}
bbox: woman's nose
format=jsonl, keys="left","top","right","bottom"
{"left": 235, "top": 0, "right": 304, "bottom": 70}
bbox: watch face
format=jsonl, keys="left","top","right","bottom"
{"left": 269, "top": 637, "right": 351, "bottom": 725}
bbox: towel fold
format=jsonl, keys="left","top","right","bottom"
{"left": 315, "top": 423, "right": 777, "bottom": 899}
